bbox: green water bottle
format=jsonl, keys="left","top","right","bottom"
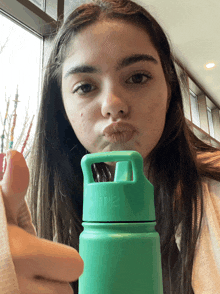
{"left": 78, "top": 151, "right": 163, "bottom": 294}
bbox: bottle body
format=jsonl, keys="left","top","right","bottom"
{"left": 79, "top": 222, "right": 163, "bottom": 294}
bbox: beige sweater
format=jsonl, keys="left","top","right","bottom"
{"left": 0, "top": 186, "right": 36, "bottom": 293}
{"left": 0, "top": 178, "right": 220, "bottom": 293}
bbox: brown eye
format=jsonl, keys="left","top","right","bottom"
{"left": 73, "top": 83, "right": 96, "bottom": 95}
{"left": 126, "top": 73, "right": 151, "bottom": 84}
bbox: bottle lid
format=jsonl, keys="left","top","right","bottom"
{"left": 81, "top": 151, "right": 155, "bottom": 222}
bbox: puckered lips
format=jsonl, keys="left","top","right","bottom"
{"left": 102, "top": 122, "right": 137, "bottom": 143}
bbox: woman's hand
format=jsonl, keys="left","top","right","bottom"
{"left": 7, "top": 224, "right": 83, "bottom": 293}
{"left": 1, "top": 151, "right": 84, "bottom": 293}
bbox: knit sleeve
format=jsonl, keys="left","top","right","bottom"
{"left": 0, "top": 186, "right": 37, "bottom": 293}
{"left": 192, "top": 179, "right": 220, "bottom": 293}
{"left": 0, "top": 188, "right": 20, "bottom": 294}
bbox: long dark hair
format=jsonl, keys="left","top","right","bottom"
{"left": 27, "top": 0, "right": 220, "bottom": 293}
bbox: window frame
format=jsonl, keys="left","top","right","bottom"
{"left": 207, "top": 106, "right": 215, "bottom": 138}
{"left": 0, "top": 0, "right": 63, "bottom": 37}
{"left": 189, "top": 89, "right": 201, "bottom": 128}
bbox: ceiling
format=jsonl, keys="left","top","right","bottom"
{"left": 137, "top": 0, "right": 220, "bottom": 108}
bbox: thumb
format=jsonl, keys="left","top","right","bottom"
{"left": 0, "top": 150, "right": 29, "bottom": 225}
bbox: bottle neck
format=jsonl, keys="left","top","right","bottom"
{"left": 82, "top": 221, "right": 157, "bottom": 234}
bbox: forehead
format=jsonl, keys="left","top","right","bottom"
{"left": 64, "top": 19, "right": 160, "bottom": 63}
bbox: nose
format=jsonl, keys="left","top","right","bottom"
{"left": 101, "top": 92, "right": 129, "bottom": 119}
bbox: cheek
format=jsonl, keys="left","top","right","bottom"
{"left": 72, "top": 113, "right": 86, "bottom": 134}
{"left": 65, "top": 107, "right": 83, "bottom": 133}
{"left": 140, "top": 94, "right": 167, "bottom": 121}
{"left": 69, "top": 111, "right": 95, "bottom": 147}
{"left": 150, "top": 86, "right": 168, "bottom": 114}
{"left": 137, "top": 90, "right": 168, "bottom": 137}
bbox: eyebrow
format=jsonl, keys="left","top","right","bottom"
{"left": 64, "top": 53, "right": 158, "bottom": 79}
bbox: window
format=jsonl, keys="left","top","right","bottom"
{"left": 207, "top": 107, "right": 215, "bottom": 138}
{"left": 29, "top": 0, "right": 45, "bottom": 10}
{"left": 190, "top": 90, "right": 200, "bottom": 128}
{"left": 0, "top": 10, "right": 43, "bottom": 158}
{"left": 29, "top": 0, "right": 58, "bottom": 21}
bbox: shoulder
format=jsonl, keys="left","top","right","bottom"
{"left": 197, "top": 150, "right": 220, "bottom": 164}
{"left": 202, "top": 177, "right": 220, "bottom": 198}
{"left": 196, "top": 150, "right": 220, "bottom": 181}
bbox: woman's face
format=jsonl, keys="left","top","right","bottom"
{"left": 62, "top": 20, "right": 169, "bottom": 162}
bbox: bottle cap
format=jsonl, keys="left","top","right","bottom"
{"left": 81, "top": 151, "right": 155, "bottom": 222}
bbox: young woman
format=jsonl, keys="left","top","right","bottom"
{"left": 2, "top": 0, "right": 220, "bottom": 293}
